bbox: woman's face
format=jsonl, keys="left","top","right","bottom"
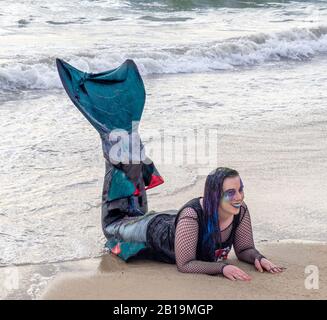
{"left": 218, "top": 175, "right": 244, "bottom": 216}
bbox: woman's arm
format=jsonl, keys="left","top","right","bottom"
{"left": 233, "top": 204, "right": 285, "bottom": 274}
{"left": 233, "top": 203, "right": 265, "bottom": 264}
{"left": 175, "top": 207, "right": 228, "bottom": 274}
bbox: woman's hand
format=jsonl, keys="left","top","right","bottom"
{"left": 255, "top": 258, "right": 285, "bottom": 273}
{"left": 222, "top": 265, "right": 251, "bottom": 281}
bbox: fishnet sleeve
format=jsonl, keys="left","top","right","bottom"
{"left": 233, "top": 204, "right": 266, "bottom": 264}
{"left": 175, "top": 207, "right": 228, "bottom": 275}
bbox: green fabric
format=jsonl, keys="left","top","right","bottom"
{"left": 56, "top": 59, "right": 145, "bottom": 134}
{"left": 56, "top": 59, "right": 162, "bottom": 203}
{"left": 108, "top": 168, "right": 136, "bottom": 201}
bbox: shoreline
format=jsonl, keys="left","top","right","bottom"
{"left": 1, "top": 238, "right": 326, "bottom": 269}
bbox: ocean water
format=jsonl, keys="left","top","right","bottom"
{"left": 1, "top": 0, "right": 327, "bottom": 267}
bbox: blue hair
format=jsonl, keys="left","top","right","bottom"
{"left": 201, "top": 167, "right": 239, "bottom": 261}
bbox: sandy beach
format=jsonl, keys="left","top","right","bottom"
{"left": 40, "top": 242, "right": 326, "bottom": 300}
{"left": 1, "top": 0, "right": 327, "bottom": 301}
{"left": 1, "top": 172, "right": 326, "bottom": 300}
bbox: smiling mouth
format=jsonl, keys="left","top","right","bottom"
{"left": 231, "top": 203, "right": 241, "bottom": 209}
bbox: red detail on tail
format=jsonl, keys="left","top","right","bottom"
{"left": 146, "top": 175, "right": 164, "bottom": 190}
{"left": 133, "top": 175, "right": 164, "bottom": 196}
{"left": 111, "top": 243, "right": 121, "bottom": 255}
{"left": 133, "top": 188, "right": 140, "bottom": 196}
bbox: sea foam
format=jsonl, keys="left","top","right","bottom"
{"left": 1, "top": 25, "right": 327, "bottom": 92}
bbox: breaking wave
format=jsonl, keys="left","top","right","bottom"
{"left": 1, "top": 25, "right": 327, "bottom": 91}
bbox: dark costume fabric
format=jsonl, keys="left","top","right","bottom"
{"left": 104, "top": 197, "right": 265, "bottom": 274}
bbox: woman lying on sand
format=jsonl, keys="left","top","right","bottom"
{"left": 56, "top": 60, "right": 284, "bottom": 281}
{"left": 105, "top": 167, "right": 285, "bottom": 281}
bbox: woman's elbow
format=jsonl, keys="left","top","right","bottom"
{"left": 176, "top": 261, "right": 190, "bottom": 273}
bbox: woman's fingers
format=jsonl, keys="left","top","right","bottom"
{"left": 255, "top": 258, "right": 264, "bottom": 273}
{"left": 223, "top": 271, "right": 236, "bottom": 281}
{"left": 233, "top": 270, "right": 251, "bottom": 281}
{"left": 267, "top": 265, "right": 285, "bottom": 273}
{"left": 229, "top": 273, "right": 244, "bottom": 281}
{"left": 267, "top": 266, "right": 275, "bottom": 273}
{"left": 226, "top": 274, "right": 236, "bottom": 281}
{"left": 223, "top": 266, "right": 251, "bottom": 281}
{"left": 258, "top": 259, "right": 286, "bottom": 274}
{"left": 235, "top": 266, "right": 251, "bottom": 280}
{"left": 225, "top": 272, "right": 248, "bottom": 281}
{"left": 239, "top": 271, "right": 251, "bottom": 280}
{"left": 267, "top": 265, "right": 275, "bottom": 273}
{"left": 278, "top": 267, "right": 287, "bottom": 272}
{"left": 261, "top": 260, "right": 275, "bottom": 273}
{"left": 271, "top": 266, "right": 284, "bottom": 273}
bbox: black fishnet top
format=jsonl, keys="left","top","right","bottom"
{"left": 174, "top": 198, "right": 265, "bottom": 275}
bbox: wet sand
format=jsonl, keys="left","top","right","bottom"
{"left": 41, "top": 242, "right": 326, "bottom": 300}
